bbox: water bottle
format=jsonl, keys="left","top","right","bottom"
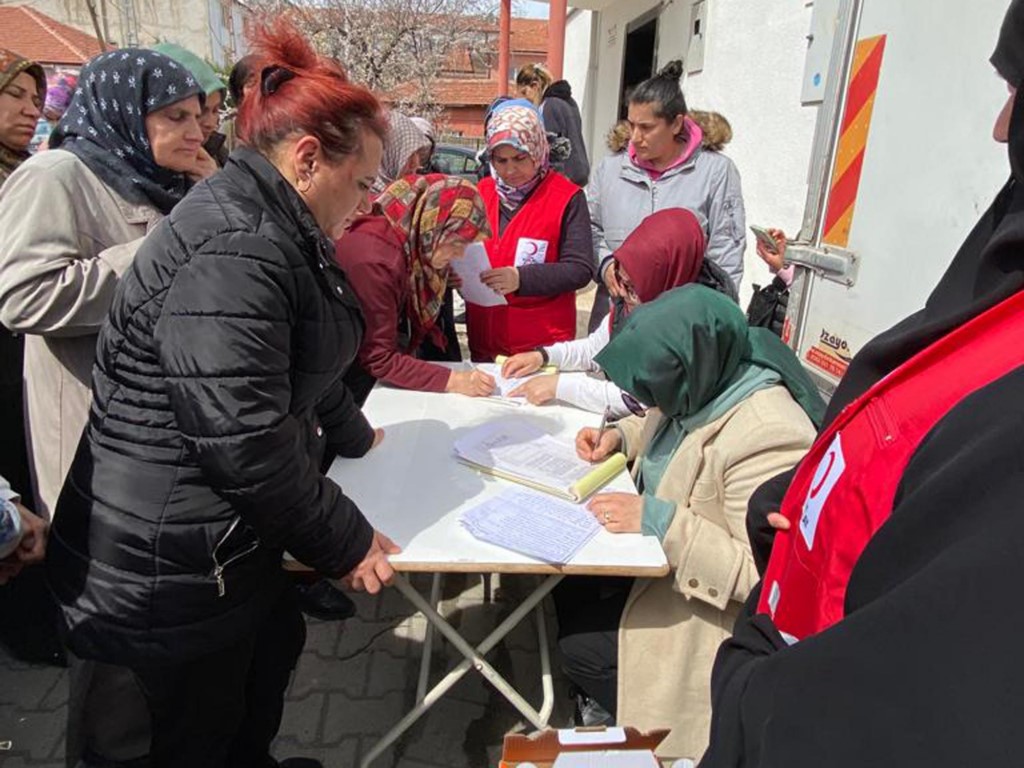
{"left": 0, "top": 498, "right": 23, "bottom": 560}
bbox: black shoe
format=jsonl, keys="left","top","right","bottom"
{"left": 295, "top": 580, "right": 357, "bottom": 621}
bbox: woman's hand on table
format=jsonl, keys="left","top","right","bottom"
{"left": 575, "top": 426, "right": 622, "bottom": 462}
{"left": 371, "top": 428, "right": 385, "bottom": 450}
{"left": 343, "top": 530, "right": 401, "bottom": 594}
{"left": 508, "top": 374, "right": 558, "bottom": 405}
{"left": 501, "top": 351, "right": 544, "bottom": 378}
{"left": 480, "top": 267, "right": 520, "bottom": 295}
{"left": 446, "top": 368, "right": 496, "bottom": 397}
{"left": 587, "top": 492, "right": 642, "bottom": 534}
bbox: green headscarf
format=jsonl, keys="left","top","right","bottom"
{"left": 152, "top": 43, "right": 225, "bottom": 98}
{"left": 595, "top": 284, "right": 826, "bottom": 427}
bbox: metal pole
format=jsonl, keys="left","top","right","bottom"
{"left": 547, "top": 0, "right": 568, "bottom": 81}
{"left": 498, "top": 0, "right": 512, "bottom": 97}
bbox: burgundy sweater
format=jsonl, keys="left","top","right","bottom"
{"left": 334, "top": 216, "right": 450, "bottom": 393}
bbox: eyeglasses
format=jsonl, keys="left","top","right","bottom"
{"left": 621, "top": 391, "right": 648, "bottom": 417}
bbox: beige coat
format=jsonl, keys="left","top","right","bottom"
{"left": 614, "top": 385, "right": 816, "bottom": 761}
{"left": 0, "top": 150, "right": 160, "bottom": 517}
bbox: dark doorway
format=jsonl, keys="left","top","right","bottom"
{"left": 618, "top": 15, "right": 659, "bottom": 120}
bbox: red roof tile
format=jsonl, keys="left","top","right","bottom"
{"left": 0, "top": 5, "right": 105, "bottom": 66}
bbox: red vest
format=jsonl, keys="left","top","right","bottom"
{"left": 758, "top": 290, "right": 1024, "bottom": 643}
{"left": 467, "top": 173, "right": 579, "bottom": 361}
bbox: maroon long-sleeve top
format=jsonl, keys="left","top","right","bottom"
{"left": 334, "top": 215, "right": 450, "bottom": 393}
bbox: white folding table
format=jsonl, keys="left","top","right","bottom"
{"left": 325, "top": 386, "right": 669, "bottom": 767}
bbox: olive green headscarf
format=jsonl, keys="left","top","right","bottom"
{"left": 595, "top": 284, "right": 825, "bottom": 427}
{"left": 0, "top": 48, "right": 46, "bottom": 182}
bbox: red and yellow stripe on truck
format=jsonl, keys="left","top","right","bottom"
{"left": 822, "top": 35, "right": 887, "bottom": 248}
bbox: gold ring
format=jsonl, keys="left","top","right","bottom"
{"left": 603, "top": 511, "right": 611, "bottom": 523}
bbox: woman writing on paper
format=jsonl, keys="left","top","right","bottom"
{"left": 466, "top": 100, "right": 594, "bottom": 361}
{"left": 501, "top": 208, "right": 736, "bottom": 414}
{"left": 336, "top": 174, "right": 495, "bottom": 403}
{"left": 556, "top": 285, "right": 823, "bottom": 762}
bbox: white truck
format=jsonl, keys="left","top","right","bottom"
{"left": 781, "top": 0, "right": 1010, "bottom": 396}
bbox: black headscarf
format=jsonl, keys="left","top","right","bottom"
{"left": 50, "top": 49, "right": 204, "bottom": 214}
{"left": 992, "top": 0, "right": 1024, "bottom": 87}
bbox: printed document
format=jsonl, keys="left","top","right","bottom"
{"left": 453, "top": 419, "right": 627, "bottom": 502}
{"left": 461, "top": 488, "right": 600, "bottom": 563}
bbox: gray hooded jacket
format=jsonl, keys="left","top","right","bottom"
{"left": 586, "top": 145, "right": 746, "bottom": 291}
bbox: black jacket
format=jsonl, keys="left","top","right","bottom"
{"left": 48, "top": 148, "right": 376, "bottom": 664}
{"left": 542, "top": 81, "right": 590, "bottom": 186}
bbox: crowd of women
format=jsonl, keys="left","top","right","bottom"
{"left": 0, "top": 2, "right": 1023, "bottom": 765}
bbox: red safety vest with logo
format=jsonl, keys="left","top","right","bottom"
{"left": 467, "top": 173, "right": 579, "bottom": 361}
{"left": 758, "top": 290, "right": 1024, "bottom": 642}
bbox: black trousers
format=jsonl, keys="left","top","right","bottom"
{"left": 70, "top": 588, "right": 306, "bottom": 768}
{"left": 552, "top": 575, "right": 633, "bottom": 718}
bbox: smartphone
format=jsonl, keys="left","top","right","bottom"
{"left": 750, "top": 225, "right": 780, "bottom": 255}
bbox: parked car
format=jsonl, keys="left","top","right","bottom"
{"left": 429, "top": 143, "right": 481, "bottom": 181}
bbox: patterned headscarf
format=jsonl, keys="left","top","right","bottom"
{"left": 50, "top": 49, "right": 204, "bottom": 214}
{"left": 376, "top": 174, "right": 491, "bottom": 349}
{"left": 372, "top": 111, "right": 430, "bottom": 195}
{"left": 43, "top": 72, "right": 78, "bottom": 122}
{"left": 485, "top": 100, "right": 550, "bottom": 210}
{"left": 0, "top": 48, "right": 46, "bottom": 180}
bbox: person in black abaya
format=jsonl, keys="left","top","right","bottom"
{"left": 700, "top": 3, "right": 1024, "bottom": 766}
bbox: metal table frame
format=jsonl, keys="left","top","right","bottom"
{"left": 360, "top": 571, "right": 563, "bottom": 767}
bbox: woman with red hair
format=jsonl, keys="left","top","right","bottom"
{"left": 47, "top": 22, "right": 394, "bottom": 767}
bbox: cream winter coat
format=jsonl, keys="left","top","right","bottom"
{"left": 614, "top": 385, "right": 815, "bottom": 761}
{"left": 0, "top": 150, "right": 159, "bottom": 516}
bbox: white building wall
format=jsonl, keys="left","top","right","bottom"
{"left": 682, "top": 0, "right": 818, "bottom": 302}
{"left": 577, "top": 0, "right": 821, "bottom": 301}
{"left": 562, "top": 9, "right": 596, "bottom": 161}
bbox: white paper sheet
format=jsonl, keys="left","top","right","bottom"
{"left": 451, "top": 242, "right": 507, "bottom": 307}
{"left": 453, "top": 419, "right": 595, "bottom": 489}
{"left": 474, "top": 362, "right": 542, "bottom": 399}
{"left": 460, "top": 488, "right": 600, "bottom": 563}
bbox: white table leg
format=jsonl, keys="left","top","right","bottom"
{"left": 535, "top": 601, "right": 555, "bottom": 725}
{"left": 359, "top": 572, "right": 563, "bottom": 768}
{"left": 415, "top": 573, "right": 444, "bottom": 703}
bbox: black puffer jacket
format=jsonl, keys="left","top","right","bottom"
{"left": 48, "top": 148, "right": 376, "bottom": 664}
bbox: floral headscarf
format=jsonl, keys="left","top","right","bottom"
{"left": 372, "top": 111, "right": 430, "bottom": 196}
{"left": 486, "top": 100, "right": 550, "bottom": 210}
{"left": 0, "top": 48, "right": 46, "bottom": 181}
{"left": 376, "top": 174, "right": 491, "bottom": 349}
{"left": 50, "top": 49, "right": 204, "bottom": 214}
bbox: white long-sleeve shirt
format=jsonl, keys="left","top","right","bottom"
{"left": 544, "top": 322, "right": 633, "bottom": 418}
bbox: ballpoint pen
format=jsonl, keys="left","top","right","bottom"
{"left": 596, "top": 405, "right": 612, "bottom": 448}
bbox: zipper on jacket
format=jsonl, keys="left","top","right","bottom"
{"left": 211, "top": 517, "right": 260, "bottom": 598}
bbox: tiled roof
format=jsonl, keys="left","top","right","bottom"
{"left": 509, "top": 18, "right": 548, "bottom": 54}
{"left": 0, "top": 5, "right": 105, "bottom": 66}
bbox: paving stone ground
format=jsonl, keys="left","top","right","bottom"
{"left": 0, "top": 573, "right": 574, "bottom": 768}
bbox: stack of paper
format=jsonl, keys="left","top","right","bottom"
{"left": 461, "top": 488, "right": 600, "bottom": 563}
{"left": 453, "top": 419, "right": 627, "bottom": 502}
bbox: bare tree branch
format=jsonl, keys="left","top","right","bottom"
{"left": 249, "top": 0, "right": 497, "bottom": 118}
